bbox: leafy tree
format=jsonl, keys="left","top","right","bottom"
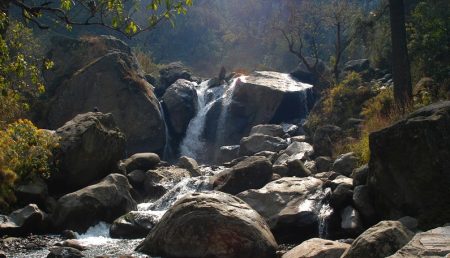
{"left": 1, "top": 0, "right": 193, "bottom": 37}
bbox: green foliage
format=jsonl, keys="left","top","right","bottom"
{"left": 0, "top": 19, "right": 50, "bottom": 127}
{"left": 407, "top": 0, "right": 450, "bottom": 83}
{"left": 0, "top": 119, "right": 59, "bottom": 210}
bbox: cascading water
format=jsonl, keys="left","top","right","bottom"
{"left": 159, "top": 101, "right": 173, "bottom": 161}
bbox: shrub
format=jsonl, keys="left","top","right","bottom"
{"left": 134, "top": 49, "right": 165, "bottom": 77}
{"left": 0, "top": 119, "right": 58, "bottom": 210}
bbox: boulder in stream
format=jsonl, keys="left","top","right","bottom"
{"left": 282, "top": 238, "right": 350, "bottom": 258}
{"left": 136, "top": 191, "right": 278, "bottom": 258}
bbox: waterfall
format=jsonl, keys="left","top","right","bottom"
{"left": 159, "top": 101, "right": 172, "bottom": 161}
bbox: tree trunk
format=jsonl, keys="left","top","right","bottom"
{"left": 0, "top": 0, "right": 10, "bottom": 38}
{"left": 389, "top": 0, "right": 412, "bottom": 107}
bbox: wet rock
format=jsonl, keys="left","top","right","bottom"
{"left": 123, "top": 153, "right": 160, "bottom": 173}
{"left": 42, "top": 36, "right": 165, "bottom": 155}
{"left": 61, "top": 230, "right": 77, "bottom": 240}
{"left": 52, "top": 174, "right": 137, "bottom": 232}
{"left": 237, "top": 177, "right": 325, "bottom": 243}
{"left": 47, "top": 246, "right": 84, "bottom": 258}
{"left": 341, "top": 221, "right": 414, "bottom": 258}
{"left": 110, "top": 211, "right": 159, "bottom": 239}
{"left": 143, "top": 166, "right": 191, "bottom": 200}
{"left": 286, "top": 159, "right": 312, "bottom": 178}
{"left": 51, "top": 112, "right": 126, "bottom": 193}
{"left": 340, "top": 206, "right": 364, "bottom": 237}
{"left": 351, "top": 164, "right": 368, "bottom": 187}
{"left": 55, "top": 240, "right": 87, "bottom": 251}
{"left": 330, "top": 184, "right": 353, "bottom": 209}
{"left": 388, "top": 226, "right": 450, "bottom": 257}
{"left": 213, "top": 156, "right": 273, "bottom": 195}
{"left": 126, "top": 170, "right": 146, "bottom": 188}
{"left": 282, "top": 238, "right": 350, "bottom": 258}
{"left": 368, "top": 101, "right": 450, "bottom": 228}
{"left": 177, "top": 156, "right": 201, "bottom": 176}
{"left": 162, "top": 79, "right": 198, "bottom": 137}
{"left": 353, "top": 185, "right": 376, "bottom": 225}
{"left": 136, "top": 191, "right": 278, "bottom": 258}
{"left": 239, "top": 134, "right": 288, "bottom": 156}
{"left": 250, "top": 124, "right": 285, "bottom": 138}
{"left": 315, "top": 156, "right": 333, "bottom": 173}
{"left": 313, "top": 125, "right": 342, "bottom": 157}
{"left": 332, "top": 152, "right": 358, "bottom": 177}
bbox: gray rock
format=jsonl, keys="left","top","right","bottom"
{"left": 213, "top": 156, "right": 273, "bottom": 195}
{"left": 0, "top": 204, "right": 47, "bottom": 236}
{"left": 217, "top": 145, "right": 240, "bottom": 164}
{"left": 387, "top": 226, "right": 450, "bottom": 257}
{"left": 51, "top": 112, "right": 126, "bottom": 193}
{"left": 397, "top": 216, "right": 419, "bottom": 232}
{"left": 276, "top": 142, "right": 314, "bottom": 164}
{"left": 239, "top": 134, "right": 288, "bottom": 156}
{"left": 15, "top": 177, "right": 48, "bottom": 208}
{"left": 250, "top": 124, "right": 285, "bottom": 137}
{"left": 158, "top": 62, "right": 193, "bottom": 96}
{"left": 177, "top": 156, "right": 200, "bottom": 176}
{"left": 136, "top": 191, "right": 278, "bottom": 258}
{"left": 286, "top": 159, "right": 312, "bottom": 178}
{"left": 315, "top": 156, "right": 333, "bottom": 173}
{"left": 341, "top": 221, "right": 414, "bottom": 258}
{"left": 110, "top": 211, "right": 159, "bottom": 239}
{"left": 330, "top": 184, "right": 353, "bottom": 209}
{"left": 352, "top": 164, "right": 368, "bottom": 187}
{"left": 332, "top": 152, "right": 358, "bottom": 177}
{"left": 238, "top": 177, "right": 325, "bottom": 243}
{"left": 52, "top": 174, "right": 137, "bottom": 232}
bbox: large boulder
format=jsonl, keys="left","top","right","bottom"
{"left": 136, "top": 191, "right": 278, "bottom": 258}
{"left": 368, "top": 101, "right": 450, "bottom": 228}
{"left": 237, "top": 177, "right": 327, "bottom": 243}
{"left": 41, "top": 35, "right": 165, "bottom": 154}
{"left": 213, "top": 156, "right": 273, "bottom": 195}
{"left": 239, "top": 134, "right": 288, "bottom": 156}
{"left": 282, "top": 238, "right": 349, "bottom": 258}
{"left": 341, "top": 221, "right": 414, "bottom": 258}
{"left": 51, "top": 112, "right": 125, "bottom": 193}
{"left": 52, "top": 174, "right": 137, "bottom": 232}
{"left": 331, "top": 152, "right": 358, "bottom": 177}
{"left": 162, "top": 79, "right": 198, "bottom": 138}
{"left": 122, "top": 152, "right": 160, "bottom": 173}
{"left": 388, "top": 226, "right": 450, "bottom": 257}
{"left": 211, "top": 71, "right": 314, "bottom": 147}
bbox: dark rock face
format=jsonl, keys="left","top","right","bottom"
{"left": 239, "top": 134, "right": 288, "bottom": 156}
{"left": 290, "top": 57, "right": 330, "bottom": 86}
{"left": 315, "top": 156, "right": 333, "bottom": 173}
{"left": 368, "top": 101, "right": 450, "bottom": 228}
{"left": 237, "top": 177, "right": 325, "bottom": 243}
{"left": 136, "top": 191, "right": 278, "bottom": 258}
{"left": 0, "top": 204, "right": 47, "bottom": 236}
{"left": 162, "top": 79, "right": 198, "bottom": 142}
{"left": 51, "top": 112, "right": 125, "bottom": 193}
{"left": 52, "top": 174, "right": 137, "bottom": 232}
{"left": 388, "top": 226, "right": 450, "bottom": 258}
{"left": 313, "top": 125, "right": 343, "bottom": 157}
{"left": 344, "top": 59, "right": 370, "bottom": 73}
{"left": 213, "top": 156, "right": 273, "bottom": 195}
{"left": 157, "top": 62, "right": 193, "bottom": 97}
{"left": 110, "top": 211, "right": 159, "bottom": 239}
{"left": 15, "top": 177, "right": 48, "bottom": 209}
{"left": 352, "top": 164, "right": 369, "bottom": 187}
{"left": 41, "top": 35, "right": 165, "bottom": 154}
{"left": 341, "top": 221, "right": 414, "bottom": 258}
